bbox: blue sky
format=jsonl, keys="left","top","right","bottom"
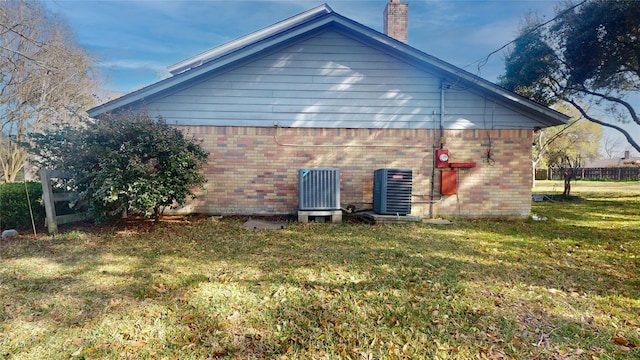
{"left": 45, "top": 0, "right": 560, "bottom": 94}
{"left": 44, "top": 0, "right": 638, "bottom": 155}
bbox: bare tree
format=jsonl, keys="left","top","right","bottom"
{"left": 542, "top": 115, "right": 601, "bottom": 196}
{"left": 601, "top": 135, "right": 623, "bottom": 159}
{"left": 548, "top": 151, "right": 582, "bottom": 196}
{"left": 532, "top": 103, "right": 601, "bottom": 186}
{"left": 0, "top": 0, "right": 98, "bottom": 182}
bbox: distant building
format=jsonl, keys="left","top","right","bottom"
{"left": 585, "top": 151, "right": 640, "bottom": 168}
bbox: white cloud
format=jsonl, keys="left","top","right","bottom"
{"left": 98, "top": 60, "right": 167, "bottom": 74}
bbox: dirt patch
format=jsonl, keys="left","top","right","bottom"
{"left": 240, "top": 219, "right": 287, "bottom": 230}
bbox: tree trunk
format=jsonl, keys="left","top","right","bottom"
{"left": 532, "top": 158, "right": 542, "bottom": 188}
{"left": 563, "top": 168, "right": 573, "bottom": 196}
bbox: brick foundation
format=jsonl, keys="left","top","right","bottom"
{"left": 175, "top": 126, "right": 533, "bottom": 218}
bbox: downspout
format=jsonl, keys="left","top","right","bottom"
{"left": 428, "top": 143, "right": 437, "bottom": 218}
{"left": 440, "top": 79, "right": 445, "bottom": 146}
{"left": 429, "top": 79, "right": 446, "bottom": 218}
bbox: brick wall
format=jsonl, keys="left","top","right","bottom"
{"left": 436, "top": 129, "right": 534, "bottom": 218}
{"left": 176, "top": 126, "right": 533, "bottom": 218}
{"left": 383, "top": 0, "right": 408, "bottom": 43}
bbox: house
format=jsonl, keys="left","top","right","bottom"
{"left": 584, "top": 151, "right": 640, "bottom": 168}
{"left": 88, "top": 1, "right": 568, "bottom": 219}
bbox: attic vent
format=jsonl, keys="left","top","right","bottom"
{"left": 373, "top": 168, "right": 412, "bottom": 215}
{"left": 298, "top": 168, "right": 340, "bottom": 210}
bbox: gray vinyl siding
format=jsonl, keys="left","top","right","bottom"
{"left": 143, "top": 30, "right": 546, "bottom": 130}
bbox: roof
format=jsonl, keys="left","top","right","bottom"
{"left": 167, "top": 4, "right": 335, "bottom": 76}
{"left": 584, "top": 156, "right": 640, "bottom": 167}
{"left": 88, "top": 3, "right": 569, "bottom": 126}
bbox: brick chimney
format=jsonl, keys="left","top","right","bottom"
{"left": 384, "top": 0, "right": 408, "bottom": 43}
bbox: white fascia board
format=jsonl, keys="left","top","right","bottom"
{"left": 168, "top": 4, "right": 334, "bottom": 75}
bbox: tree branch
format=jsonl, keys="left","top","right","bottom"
{"left": 0, "top": 43, "right": 53, "bottom": 70}
{"left": 568, "top": 85, "right": 639, "bottom": 126}
{"left": 0, "top": 20, "right": 46, "bottom": 48}
{"left": 564, "top": 97, "right": 640, "bottom": 152}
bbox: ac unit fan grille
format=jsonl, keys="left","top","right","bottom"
{"left": 373, "top": 168, "right": 412, "bottom": 215}
{"left": 298, "top": 168, "right": 340, "bottom": 210}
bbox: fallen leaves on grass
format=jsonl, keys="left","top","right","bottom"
{"left": 613, "top": 335, "right": 637, "bottom": 350}
{"left": 1, "top": 186, "right": 639, "bottom": 359}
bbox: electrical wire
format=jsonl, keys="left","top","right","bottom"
{"left": 456, "top": 169, "right": 461, "bottom": 217}
{"left": 441, "top": 0, "right": 588, "bottom": 92}
{"left": 464, "top": 0, "right": 588, "bottom": 74}
{"left": 483, "top": 95, "right": 497, "bottom": 165}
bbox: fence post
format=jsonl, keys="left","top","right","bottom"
{"left": 39, "top": 168, "right": 58, "bottom": 234}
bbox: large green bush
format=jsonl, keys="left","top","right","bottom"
{"left": 28, "top": 111, "right": 209, "bottom": 222}
{"left": 0, "top": 182, "right": 44, "bottom": 230}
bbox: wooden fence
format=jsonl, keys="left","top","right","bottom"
{"left": 536, "top": 167, "right": 640, "bottom": 181}
{"left": 40, "top": 168, "right": 91, "bottom": 234}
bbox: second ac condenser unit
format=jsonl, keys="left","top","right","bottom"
{"left": 373, "top": 168, "right": 412, "bottom": 215}
{"left": 298, "top": 168, "right": 340, "bottom": 210}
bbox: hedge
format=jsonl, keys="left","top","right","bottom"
{"left": 0, "top": 182, "right": 45, "bottom": 231}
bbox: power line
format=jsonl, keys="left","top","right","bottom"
{"left": 464, "top": 0, "right": 588, "bottom": 74}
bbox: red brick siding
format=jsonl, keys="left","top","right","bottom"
{"left": 176, "top": 126, "right": 533, "bottom": 218}
{"left": 384, "top": 0, "right": 409, "bottom": 43}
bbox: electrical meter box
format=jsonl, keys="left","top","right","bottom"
{"left": 436, "top": 149, "right": 450, "bottom": 168}
{"left": 441, "top": 170, "right": 457, "bottom": 195}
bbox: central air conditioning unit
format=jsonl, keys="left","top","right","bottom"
{"left": 373, "top": 168, "right": 412, "bottom": 215}
{"left": 298, "top": 168, "right": 340, "bottom": 210}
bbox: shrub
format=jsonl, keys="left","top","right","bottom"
{"left": 28, "top": 111, "right": 209, "bottom": 222}
{"left": 0, "top": 181, "right": 44, "bottom": 230}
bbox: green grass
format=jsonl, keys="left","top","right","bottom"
{"left": 1, "top": 180, "right": 639, "bottom": 359}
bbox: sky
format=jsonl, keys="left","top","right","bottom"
{"left": 44, "top": 0, "right": 638, "bottom": 156}
{"left": 44, "top": 0, "right": 562, "bottom": 93}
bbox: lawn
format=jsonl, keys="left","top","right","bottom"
{"left": 1, "top": 180, "right": 639, "bottom": 359}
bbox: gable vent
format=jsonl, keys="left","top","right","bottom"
{"left": 298, "top": 168, "right": 340, "bottom": 210}
{"left": 373, "top": 168, "right": 412, "bottom": 215}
